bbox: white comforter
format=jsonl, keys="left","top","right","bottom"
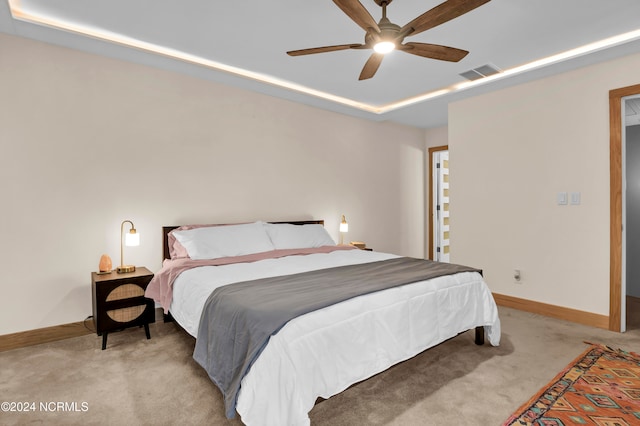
{"left": 170, "top": 249, "right": 500, "bottom": 426}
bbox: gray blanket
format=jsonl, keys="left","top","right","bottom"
{"left": 193, "top": 257, "right": 480, "bottom": 419}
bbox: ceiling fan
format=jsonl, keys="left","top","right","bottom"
{"left": 287, "top": 0, "right": 491, "bottom": 80}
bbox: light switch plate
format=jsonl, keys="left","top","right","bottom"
{"left": 557, "top": 192, "right": 568, "bottom": 205}
{"left": 571, "top": 192, "right": 581, "bottom": 205}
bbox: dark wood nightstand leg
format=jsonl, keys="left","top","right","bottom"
{"left": 102, "top": 332, "right": 108, "bottom": 350}
{"left": 144, "top": 323, "right": 151, "bottom": 340}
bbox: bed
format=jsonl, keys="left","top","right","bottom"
{"left": 145, "top": 220, "right": 500, "bottom": 426}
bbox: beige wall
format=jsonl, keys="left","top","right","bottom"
{"left": 0, "top": 33, "right": 425, "bottom": 335}
{"left": 449, "top": 51, "right": 640, "bottom": 316}
{"left": 425, "top": 126, "right": 448, "bottom": 149}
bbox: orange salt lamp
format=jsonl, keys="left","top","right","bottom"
{"left": 99, "top": 254, "right": 112, "bottom": 273}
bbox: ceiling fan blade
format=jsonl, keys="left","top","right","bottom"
{"left": 287, "top": 44, "right": 363, "bottom": 56}
{"left": 399, "top": 42, "right": 468, "bottom": 62}
{"left": 359, "top": 53, "right": 384, "bottom": 80}
{"left": 400, "top": 0, "right": 491, "bottom": 37}
{"left": 333, "top": 0, "right": 380, "bottom": 33}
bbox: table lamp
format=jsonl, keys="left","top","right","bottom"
{"left": 117, "top": 220, "right": 139, "bottom": 273}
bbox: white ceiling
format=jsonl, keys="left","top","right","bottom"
{"left": 2, "top": 0, "right": 640, "bottom": 129}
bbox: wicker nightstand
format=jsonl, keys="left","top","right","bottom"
{"left": 91, "top": 267, "right": 155, "bottom": 350}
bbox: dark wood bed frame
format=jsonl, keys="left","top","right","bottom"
{"left": 160, "top": 219, "right": 484, "bottom": 345}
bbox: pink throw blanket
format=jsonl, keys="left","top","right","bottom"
{"left": 145, "top": 245, "right": 357, "bottom": 312}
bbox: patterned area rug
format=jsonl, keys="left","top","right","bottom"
{"left": 504, "top": 343, "right": 640, "bottom": 425}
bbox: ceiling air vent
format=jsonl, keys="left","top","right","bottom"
{"left": 460, "top": 63, "right": 501, "bottom": 81}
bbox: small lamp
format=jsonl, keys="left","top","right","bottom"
{"left": 339, "top": 215, "right": 348, "bottom": 245}
{"left": 117, "top": 220, "right": 139, "bottom": 273}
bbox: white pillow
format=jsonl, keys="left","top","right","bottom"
{"left": 265, "top": 223, "right": 336, "bottom": 250}
{"left": 172, "top": 221, "right": 275, "bottom": 260}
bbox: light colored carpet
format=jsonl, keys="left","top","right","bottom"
{"left": 1, "top": 305, "right": 640, "bottom": 425}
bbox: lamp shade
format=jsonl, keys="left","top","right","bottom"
{"left": 125, "top": 231, "right": 140, "bottom": 247}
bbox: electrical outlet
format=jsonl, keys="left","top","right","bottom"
{"left": 514, "top": 269, "right": 522, "bottom": 283}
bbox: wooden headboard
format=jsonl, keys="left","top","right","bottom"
{"left": 162, "top": 220, "right": 325, "bottom": 261}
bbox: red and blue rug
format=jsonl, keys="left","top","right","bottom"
{"left": 504, "top": 343, "right": 640, "bottom": 425}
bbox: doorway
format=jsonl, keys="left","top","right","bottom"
{"left": 624, "top": 96, "right": 640, "bottom": 330}
{"left": 428, "top": 146, "right": 450, "bottom": 262}
{"left": 609, "top": 83, "right": 640, "bottom": 332}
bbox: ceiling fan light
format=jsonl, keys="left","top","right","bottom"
{"left": 374, "top": 41, "right": 395, "bottom": 54}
